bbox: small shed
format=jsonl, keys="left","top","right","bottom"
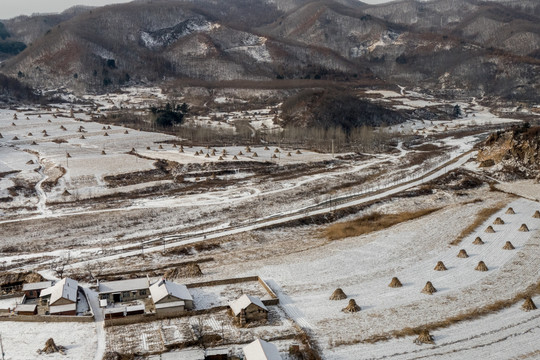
{"left": 15, "top": 304, "right": 37, "bottom": 316}
{"left": 229, "top": 294, "right": 268, "bottom": 325}
{"left": 150, "top": 279, "right": 193, "bottom": 314}
{"left": 22, "top": 281, "right": 53, "bottom": 299}
{"left": 243, "top": 339, "right": 282, "bottom": 360}
{"left": 104, "top": 304, "right": 145, "bottom": 319}
{"left": 98, "top": 278, "right": 150, "bottom": 305}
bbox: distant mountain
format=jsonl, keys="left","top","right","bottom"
{"left": 0, "top": 0, "right": 537, "bottom": 101}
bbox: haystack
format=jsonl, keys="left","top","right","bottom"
{"left": 533, "top": 210, "right": 540, "bottom": 218}
{"left": 287, "top": 152, "right": 292, "bottom": 157}
{"left": 414, "top": 329, "right": 434, "bottom": 345}
{"left": 38, "top": 114, "right": 41, "bottom": 118}
{"left": 222, "top": 149, "right": 227, "bottom": 154}
{"left": 211, "top": 150, "right": 216, "bottom": 156}
{"left": 11, "top": 122, "right": 16, "bottom": 126}
{"left": 434, "top": 261, "right": 447, "bottom": 271}
{"left": 66, "top": 153, "right": 71, "bottom": 158}
{"left": 179, "top": 148, "right": 184, "bottom": 153}
{"left": 502, "top": 241, "right": 515, "bottom": 250}
{"left": 172, "top": 143, "right": 177, "bottom": 148}
{"left": 506, "top": 207, "right": 515, "bottom": 215}
{"left": 233, "top": 155, "right": 238, "bottom": 160}
{"left": 146, "top": 146, "right": 151, "bottom": 150}
{"left": 38, "top": 338, "right": 66, "bottom": 355}
{"left": 164, "top": 263, "right": 203, "bottom": 279}
{"left": 26, "top": 160, "right": 34, "bottom": 165}
{"left": 342, "top": 299, "right": 361, "bottom": 313}
{"left": 252, "top": 152, "right": 258, "bottom": 157}
{"left": 194, "top": 151, "right": 200, "bottom": 155}
{"left": 60, "top": 125, "right": 67, "bottom": 131}
{"left": 218, "top": 156, "right": 223, "bottom": 161}
{"left": 13, "top": 114, "right": 17, "bottom": 120}
{"left": 519, "top": 224, "right": 529, "bottom": 232}
{"left": 272, "top": 154, "right": 277, "bottom": 159}
{"left": 264, "top": 146, "right": 270, "bottom": 150}
{"left": 31, "top": 141, "right": 38, "bottom": 145}
{"left": 42, "top": 129, "right": 47, "bottom": 133}
{"left": 80, "top": 135, "right": 85, "bottom": 139}
{"left": 124, "top": 130, "right": 129, "bottom": 134}
{"left": 104, "top": 132, "right": 109, "bottom": 136}
{"left": 62, "top": 190, "right": 71, "bottom": 196}
{"left": 421, "top": 281, "right": 437, "bottom": 295}
{"left": 493, "top": 217, "right": 504, "bottom": 225}
{"left": 457, "top": 249, "right": 468, "bottom": 258}
{"left": 329, "top": 288, "right": 347, "bottom": 300}
{"left": 205, "top": 153, "right": 210, "bottom": 158}
{"left": 47, "top": 119, "right": 52, "bottom": 122}
{"left": 130, "top": 148, "right": 136, "bottom": 153}
{"left": 28, "top": 132, "right": 33, "bottom": 136}
{"left": 107, "top": 125, "right": 111, "bottom": 130}
{"left": 522, "top": 297, "right": 537, "bottom": 311}
{"left": 245, "top": 146, "right": 251, "bottom": 152}
{"left": 12, "top": 136, "right": 19, "bottom": 140}
{"left": 43, "top": 133, "right": 49, "bottom": 137}
{"left": 475, "top": 261, "right": 488, "bottom": 272}
{"left": 102, "top": 126, "right": 107, "bottom": 130}
{"left": 296, "top": 150, "right": 302, "bottom": 154}
{"left": 274, "top": 148, "right": 280, "bottom": 153}
{"left": 473, "top": 237, "right": 484, "bottom": 245}
{"left": 238, "top": 151, "right": 243, "bottom": 155}
{"left": 159, "top": 145, "right": 163, "bottom": 149}
{"left": 388, "top": 277, "right": 402, "bottom": 288}
{"left": 101, "top": 150, "right": 106, "bottom": 155}
{"left": 485, "top": 226, "right": 495, "bottom": 233}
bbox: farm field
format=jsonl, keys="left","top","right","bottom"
{"left": 0, "top": 87, "right": 539, "bottom": 359}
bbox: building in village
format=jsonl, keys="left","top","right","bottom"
{"left": 22, "top": 281, "right": 53, "bottom": 299}
{"left": 149, "top": 278, "right": 193, "bottom": 314}
{"left": 39, "top": 278, "right": 79, "bottom": 316}
{"left": 229, "top": 294, "right": 268, "bottom": 325}
{"left": 98, "top": 278, "right": 150, "bottom": 306}
{"left": 243, "top": 339, "right": 282, "bottom": 360}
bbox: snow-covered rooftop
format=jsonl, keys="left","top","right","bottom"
{"left": 243, "top": 339, "right": 282, "bottom": 360}
{"left": 49, "top": 303, "right": 76, "bottom": 314}
{"left": 229, "top": 294, "right": 268, "bottom": 316}
{"left": 98, "top": 278, "right": 149, "bottom": 294}
{"left": 22, "top": 281, "right": 53, "bottom": 291}
{"left": 40, "top": 278, "right": 78, "bottom": 305}
{"left": 149, "top": 279, "right": 192, "bottom": 303}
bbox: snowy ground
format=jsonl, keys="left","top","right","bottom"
{"left": 0, "top": 321, "right": 96, "bottom": 360}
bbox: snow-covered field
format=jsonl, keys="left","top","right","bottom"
{"left": 1, "top": 87, "right": 539, "bottom": 359}
{"left": 0, "top": 321, "right": 96, "bottom": 360}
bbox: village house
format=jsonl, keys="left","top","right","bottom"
{"left": 149, "top": 279, "right": 193, "bottom": 314}
{"left": 39, "top": 278, "right": 78, "bottom": 316}
{"left": 22, "top": 281, "right": 53, "bottom": 299}
{"left": 14, "top": 304, "right": 37, "bottom": 316}
{"left": 243, "top": 339, "right": 282, "bottom": 360}
{"left": 229, "top": 294, "right": 268, "bottom": 325}
{"left": 98, "top": 278, "right": 150, "bottom": 306}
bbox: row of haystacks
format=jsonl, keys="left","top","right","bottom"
{"left": 329, "top": 205, "right": 540, "bottom": 345}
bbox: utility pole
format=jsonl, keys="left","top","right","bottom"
{"left": 1, "top": 333, "right": 5, "bottom": 360}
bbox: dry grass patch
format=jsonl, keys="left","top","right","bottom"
{"left": 450, "top": 202, "right": 508, "bottom": 246}
{"left": 324, "top": 208, "right": 441, "bottom": 240}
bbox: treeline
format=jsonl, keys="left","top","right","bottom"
{"left": 0, "top": 73, "right": 41, "bottom": 103}
{"left": 281, "top": 89, "right": 406, "bottom": 130}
